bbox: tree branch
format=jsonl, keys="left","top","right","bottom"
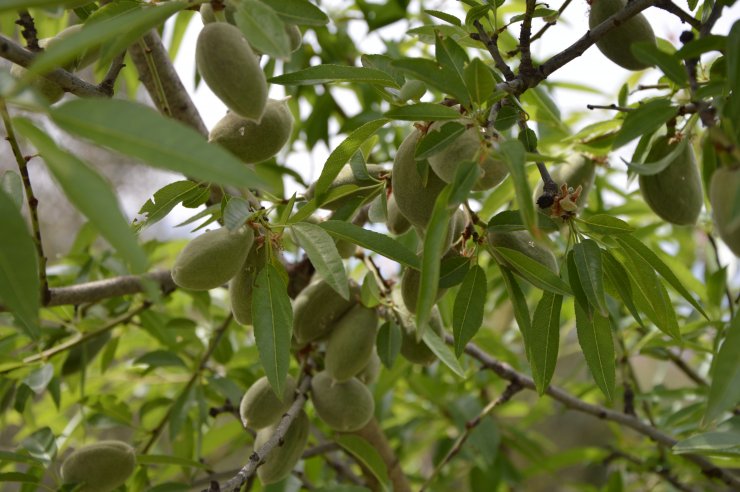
{"left": 452, "top": 335, "right": 740, "bottom": 489}
{"left": 16, "top": 10, "right": 40, "bottom": 52}
{"left": 208, "top": 374, "right": 313, "bottom": 491}
{"left": 0, "top": 35, "right": 108, "bottom": 98}
{"left": 518, "top": 0, "right": 537, "bottom": 78}
{"left": 470, "top": 21, "right": 515, "bottom": 81}
{"left": 654, "top": 0, "right": 701, "bottom": 29}
{"left": 0, "top": 270, "right": 175, "bottom": 312}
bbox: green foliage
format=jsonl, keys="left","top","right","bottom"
{"left": 1, "top": 1, "right": 739, "bottom": 491}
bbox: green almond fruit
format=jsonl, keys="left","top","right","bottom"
{"left": 229, "top": 242, "right": 267, "bottom": 326}
{"left": 240, "top": 376, "right": 297, "bottom": 429}
{"left": 325, "top": 305, "right": 379, "bottom": 381}
{"left": 310, "top": 371, "right": 374, "bottom": 432}
{"left": 588, "top": 0, "right": 656, "bottom": 70}
{"left": 10, "top": 64, "right": 64, "bottom": 104}
{"left": 639, "top": 135, "right": 702, "bottom": 226}
{"left": 428, "top": 121, "right": 509, "bottom": 191}
{"left": 357, "top": 352, "right": 381, "bottom": 385}
{"left": 335, "top": 238, "right": 357, "bottom": 258}
{"left": 172, "top": 226, "right": 255, "bottom": 291}
{"left": 293, "top": 277, "right": 358, "bottom": 344}
{"left": 400, "top": 265, "right": 447, "bottom": 315}
{"left": 398, "top": 79, "right": 426, "bottom": 102}
{"left": 305, "top": 164, "right": 386, "bottom": 211}
{"left": 286, "top": 24, "right": 303, "bottom": 53}
{"left": 200, "top": 3, "right": 237, "bottom": 24}
{"left": 400, "top": 305, "right": 444, "bottom": 365}
{"left": 386, "top": 193, "right": 411, "bottom": 235}
{"left": 533, "top": 155, "right": 596, "bottom": 212}
{"left": 210, "top": 99, "right": 293, "bottom": 164}
{"left": 255, "top": 410, "right": 310, "bottom": 485}
{"left": 391, "top": 130, "right": 448, "bottom": 228}
{"left": 61, "top": 440, "right": 136, "bottom": 492}
{"left": 709, "top": 166, "right": 740, "bottom": 256}
{"left": 487, "top": 230, "right": 558, "bottom": 273}
{"left": 196, "top": 22, "right": 267, "bottom": 120}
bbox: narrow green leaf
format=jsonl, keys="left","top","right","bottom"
{"left": 614, "top": 235, "right": 707, "bottom": 319}
{"left": 705, "top": 314, "right": 740, "bottom": 424}
{"left": 415, "top": 121, "right": 465, "bottom": 160}
{"left": 617, "top": 248, "right": 680, "bottom": 340}
{"left": 453, "top": 265, "right": 487, "bottom": 356}
{"left": 261, "top": 0, "right": 329, "bottom": 25}
{"left": 675, "top": 35, "right": 725, "bottom": 59}
{"left": 567, "top": 250, "right": 591, "bottom": 314}
{"left": 574, "top": 300, "right": 615, "bottom": 401}
{"left": 424, "top": 9, "right": 462, "bottom": 26}
{"left": 314, "top": 119, "right": 389, "bottom": 201}
{"left": 223, "top": 197, "right": 252, "bottom": 231}
{"left": 376, "top": 321, "right": 401, "bottom": 369}
{"left": 50, "top": 100, "right": 267, "bottom": 189}
{"left": 620, "top": 136, "right": 689, "bottom": 175}
{"left": 269, "top": 66, "right": 399, "bottom": 87}
{"left": 27, "top": 1, "right": 186, "bottom": 76}
{"left": 292, "top": 222, "right": 349, "bottom": 299}
{"left": 0, "top": 171, "right": 23, "bottom": 210}
{"left": 673, "top": 431, "right": 740, "bottom": 457}
{"left": 14, "top": 118, "right": 148, "bottom": 273}
{"left": 439, "top": 255, "right": 470, "bottom": 288}
{"left": 0, "top": 192, "right": 39, "bottom": 338}
{"left": 601, "top": 249, "right": 644, "bottom": 328}
{"left": 416, "top": 186, "right": 453, "bottom": 332}
{"left": 464, "top": 58, "right": 495, "bottom": 106}
{"left": 235, "top": 1, "right": 290, "bottom": 60}
{"left": 631, "top": 42, "right": 688, "bottom": 86}
{"left": 573, "top": 239, "right": 608, "bottom": 316}
{"left": 578, "top": 215, "right": 634, "bottom": 235}
{"left": 384, "top": 103, "right": 462, "bottom": 121}
{"left": 530, "top": 291, "right": 562, "bottom": 395}
{"left": 422, "top": 326, "right": 465, "bottom": 377}
{"left": 252, "top": 264, "right": 293, "bottom": 397}
{"left": 612, "top": 99, "right": 676, "bottom": 149}
{"left": 487, "top": 210, "right": 558, "bottom": 233}
{"left": 493, "top": 247, "right": 572, "bottom": 296}
{"left": 335, "top": 435, "right": 390, "bottom": 490}
{"left": 318, "top": 220, "right": 419, "bottom": 269}
{"left": 500, "top": 268, "right": 532, "bottom": 355}
{"left": 134, "top": 181, "right": 207, "bottom": 232}
{"left": 391, "top": 57, "right": 470, "bottom": 106}
{"left": 500, "top": 139, "right": 536, "bottom": 238}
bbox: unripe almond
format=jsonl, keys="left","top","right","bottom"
{"left": 386, "top": 193, "right": 411, "bottom": 235}
{"left": 292, "top": 277, "right": 358, "bottom": 344}
{"left": 196, "top": 22, "right": 267, "bottom": 120}
{"left": 172, "top": 226, "right": 254, "bottom": 291}
{"left": 60, "top": 440, "right": 136, "bottom": 492}
{"left": 357, "top": 352, "right": 381, "bottom": 385}
{"left": 391, "top": 130, "right": 447, "bottom": 228}
{"left": 210, "top": 99, "right": 293, "bottom": 164}
{"left": 639, "top": 135, "right": 702, "bottom": 226}
{"left": 240, "top": 376, "right": 297, "bottom": 429}
{"left": 398, "top": 79, "right": 426, "bottom": 101}
{"left": 255, "top": 410, "right": 310, "bottom": 485}
{"left": 229, "top": 242, "right": 266, "bottom": 326}
{"left": 487, "top": 230, "right": 558, "bottom": 273}
{"left": 709, "top": 166, "right": 740, "bottom": 256}
{"left": 400, "top": 306, "right": 444, "bottom": 365}
{"left": 310, "top": 371, "right": 374, "bottom": 432}
{"left": 325, "top": 305, "right": 379, "bottom": 381}
{"left": 589, "top": 0, "right": 656, "bottom": 70}
{"left": 428, "top": 121, "right": 508, "bottom": 191}
{"left": 400, "top": 266, "right": 446, "bottom": 314}
{"left": 10, "top": 64, "right": 64, "bottom": 104}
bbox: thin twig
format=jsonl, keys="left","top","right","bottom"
{"left": 587, "top": 104, "right": 634, "bottom": 112}
{"left": 451, "top": 335, "right": 740, "bottom": 489}
{"left": 471, "top": 20, "right": 515, "bottom": 81}
{"left": 420, "top": 382, "right": 523, "bottom": 491}
{"left": 508, "top": 0, "right": 575, "bottom": 57}
{"left": 142, "top": 314, "right": 235, "bottom": 454}
{"left": 16, "top": 10, "right": 40, "bottom": 52}
{"left": 0, "top": 35, "right": 108, "bottom": 98}
{"left": 654, "top": 0, "right": 701, "bottom": 29}
{"left": 518, "top": 0, "right": 537, "bottom": 78}
{"left": 98, "top": 52, "right": 127, "bottom": 97}
{"left": 0, "top": 99, "right": 49, "bottom": 303}
{"left": 209, "top": 374, "right": 313, "bottom": 491}
{"left": 0, "top": 270, "right": 175, "bottom": 312}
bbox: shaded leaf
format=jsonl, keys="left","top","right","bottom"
{"left": 415, "top": 121, "right": 465, "bottom": 160}
{"left": 621, "top": 136, "right": 689, "bottom": 175}
{"left": 384, "top": 103, "right": 462, "bottom": 121}
{"left": 464, "top": 58, "right": 495, "bottom": 105}
{"left": 453, "top": 265, "right": 487, "bottom": 356}
{"left": 573, "top": 239, "right": 608, "bottom": 316}
{"left": 487, "top": 210, "right": 558, "bottom": 233}
{"left": 500, "top": 139, "right": 536, "bottom": 238}
{"left": 631, "top": 42, "right": 688, "bottom": 86}
{"left": 574, "top": 301, "right": 615, "bottom": 401}
{"left": 493, "top": 247, "right": 572, "bottom": 296}
{"left": 14, "top": 118, "right": 148, "bottom": 273}
{"left": 335, "top": 435, "right": 390, "bottom": 490}
{"left": 270, "top": 65, "right": 399, "bottom": 87}
{"left": 705, "top": 314, "right": 740, "bottom": 424}
{"left": 292, "top": 222, "right": 349, "bottom": 299}
{"left": 50, "top": 100, "right": 267, "bottom": 189}
{"left": 601, "top": 249, "right": 644, "bottom": 328}
{"left": 530, "top": 291, "right": 562, "bottom": 395}
{"left": 612, "top": 99, "right": 676, "bottom": 149}
{"left": 673, "top": 431, "right": 740, "bottom": 457}
{"left": 252, "top": 264, "right": 293, "bottom": 397}
{"left": 377, "top": 321, "right": 402, "bottom": 369}
{"left": 501, "top": 268, "right": 532, "bottom": 357}
{"left": 319, "top": 220, "right": 419, "bottom": 269}
{"left": 391, "top": 57, "right": 470, "bottom": 105}
{"left": 0, "top": 171, "right": 23, "bottom": 210}
{"left": 422, "top": 326, "right": 465, "bottom": 377}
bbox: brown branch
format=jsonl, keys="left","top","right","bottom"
{"left": 0, "top": 35, "right": 108, "bottom": 97}
{"left": 507, "top": 0, "right": 575, "bottom": 57}
{"left": 0, "top": 99, "right": 49, "bottom": 302}
{"left": 699, "top": 1, "right": 724, "bottom": 38}
{"left": 518, "top": 0, "right": 537, "bottom": 78}
{"left": 452, "top": 335, "right": 740, "bottom": 489}
{"left": 98, "top": 52, "right": 127, "bottom": 97}
{"left": 587, "top": 104, "right": 635, "bottom": 112}
{"left": 208, "top": 374, "right": 312, "bottom": 491}
{"left": 470, "top": 21, "right": 515, "bottom": 81}
{"left": 0, "top": 270, "right": 175, "bottom": 312}
{"left": 420, "top": 381, "right": 523, "bottom": 491}
{"left": 351, "top": 418, "right": 411, "bottom": 492}
{"left": 654, "top": 0, "right": 701, "bottom": 29}
{"left": 16, "top": 10, "right": 40, "bottom": 52}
